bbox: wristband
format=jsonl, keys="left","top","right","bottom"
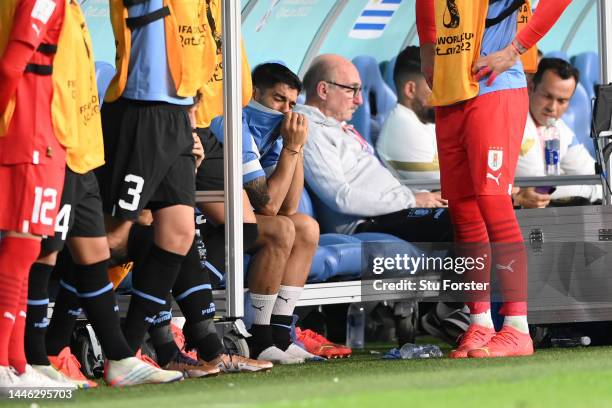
{"left": 283, "top": 146, "right": 301, "bottom": 155}
{"left": 511, "top": 39, "right": 527, "bottom": 55}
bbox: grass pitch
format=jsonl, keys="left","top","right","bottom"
{"left": 4, "top": 345, "right": 612, "bottom": 408}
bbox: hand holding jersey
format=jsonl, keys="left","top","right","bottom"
{"left": 280, "top": 111, "right": 308, "bottom": 152}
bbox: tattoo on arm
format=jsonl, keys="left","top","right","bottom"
{"left": 244, "top": 177, "right": 270, "bottom": 212}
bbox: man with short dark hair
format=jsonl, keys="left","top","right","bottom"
{"left": 514, "top": 57, "right": 601, "bottom": 208}
{"left": 196, "top": 63, "right": 320, "bottom": 364}
{"left": 377, "top": 46, "right": 439, "bottom": 180}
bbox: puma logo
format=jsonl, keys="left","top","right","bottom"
{"left": 3, "top": 312, "right": 15, "bottom": 322}
{"left": 443, "top": 0, "right": 460, "bottom": 28}
{"left": 32, "top": 23, "right": 41, "bottom": 37}
{"left": 277, "top": 295, "right": 289, "bottom": 303}
{"left": 68, "top": 308, "right": 82, "bottom": 316}
{"left": 34, "top": 318, "right": 50, "bottom": 328}
{"left": 487, "top": 172, "right": 501, "bottom": 186}
{"left": 496, "top": 259, "right": 516, "bottom": 273}
{"left": 251, "top": 304, "right": 264, "bottom": 312}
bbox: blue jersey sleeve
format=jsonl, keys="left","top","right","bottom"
{"left": 260, "top": 138, "right": 283, "bottom": 176}
{"left": 209, "top": 114, "right": 265, "bottom": 184}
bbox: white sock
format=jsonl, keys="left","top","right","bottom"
{"left": 503, "top": 315, "right": 529, "bottom": 333}
{"left": 470, "top": 310, "right": 494, "bottom": 329}
{"left": 250, "top": 293, "right": 277, "bottom": 325}
{"left": 271, "top": 285, "right": 303, "bottom": 316}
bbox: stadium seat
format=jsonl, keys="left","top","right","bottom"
{"left": 350, "top": 55, "right": 398, "bottom": 147}
{"left": 573, "top": 51, "right": 600, "bottom": 101}
{"left": 544, "top": 50, "right": 570, "bottom": 62}
{"left": 94, "top": 61, "right": 116, "bottom": 105}
{"left": 562, "top": 82, "right": 596, "bottom": 158}
{"left": 381, "top": 56, "right": 397, "bottom": 95}
{"left": 299, "top": 189, "right": 363, "bottom": 281}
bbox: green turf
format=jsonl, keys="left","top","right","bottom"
{"left": 4, "top": 346, "right": 612, "bottom": 408}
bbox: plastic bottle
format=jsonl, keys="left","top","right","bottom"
{"left": 543, "top": 118, "right": 561, "bottom": 176}
{"left": 399, "top": 343, "right": 443, "bottom": 359}
{"left": 550, "top": 336, "right": 591, "bottom": 348}
{"left": 346, "top": 303, "right": 365, "bottom": 349}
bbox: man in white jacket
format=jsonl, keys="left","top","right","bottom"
{"left": 297, "top": 54, "right": 451, "bottom": 242}
{"left": 514, "top": 58, "right": 601, "bottom": 208}
{"left": 377, "top": 46, "right": 439, "bottom": 181}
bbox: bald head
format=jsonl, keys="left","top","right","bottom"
{"left": 303, "top": 54, "right": 363, "bottom": 122}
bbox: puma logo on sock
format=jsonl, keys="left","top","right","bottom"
{"left": 3, "top": 312, "right": 15, "bottom": 322}
{"left": 496, "top": 259, "right": 516, "bottom": 273}
{"left": 251, "top": 304, "right": 264, "bottom": 312}
{"left": 277, "top": 295, "right": 289, "bottom": 303}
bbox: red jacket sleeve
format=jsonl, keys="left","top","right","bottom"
{"left": 515, "top": 0, "right": 572, "bottom": 50}
{"left": 416, "top": 0, "right": 436, "bottom": 45}
{"left": 0, "top": 41, "right": 35, "bottom": 114}
{"left": 0, "top": 0, "right": 61, "bottom": 113}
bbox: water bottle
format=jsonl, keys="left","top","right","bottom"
{"left": 551, "top": 335, "right": 591, "bottom": 348}
{"left": 195, "top": 229, "right": 207, "bottom": 267}
{"left": 399, "top": 343, "right": 443, "bottom": 359}
{"left": 346, "top": 303, "right": 365, "bottom": 349}
{"left": 543, "top": 119, "right": 560, "bottom": 176}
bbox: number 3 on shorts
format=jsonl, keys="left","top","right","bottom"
{"left": 118, "top": 174, "right": 145, "bottom": 212}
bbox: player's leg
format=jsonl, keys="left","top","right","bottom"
{"left": 435, "top": 102, "right": 496, "bottom": 358}
{"left": 271, "top": 213, "right": 318, "bottom": 360}
{"left": 242, "top": 214, "right": 303, "bottom": 364}
{"left": 463, "top": 89, "right": 532, "bottom": 358}
{"left": 0, "top": 148, "right": 68, "bottom": 388}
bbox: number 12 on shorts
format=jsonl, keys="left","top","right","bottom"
{"left": 118, "top": 174, "right": 145, "bottom": 212}
{"left": 31, "top": 187, "right": 58, "bottom": 226}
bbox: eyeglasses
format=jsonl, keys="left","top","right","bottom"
{"left": 325, "top": 81, "right": 362, "bottom": 98}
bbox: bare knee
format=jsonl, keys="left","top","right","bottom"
{"left": 153, "top": 205, "right": 195, "bottom": 255}
{"left": 257, "top": 215, "right": 295, "bottom": 254}
{"left": 290, "top": 213, "right": 319, "bottom": 250}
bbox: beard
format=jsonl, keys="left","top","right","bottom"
{"left": 415, "top": 104, "right": 435, "bottom": 124}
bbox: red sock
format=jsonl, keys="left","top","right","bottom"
{"left": 449, "top": 197, "right": 491, "bottom": 315}
{"left": 0, "top": 237, "right": 40, "bottom": 370}
{"left": 8, "top": 276, "right": 28, "bottom": 373}
{"left": 477, "top": 195, "right": 528, "bottom": 316}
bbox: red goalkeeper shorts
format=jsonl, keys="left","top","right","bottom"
{"left": 435, "top": 88, "right": 529, "bottom": 200}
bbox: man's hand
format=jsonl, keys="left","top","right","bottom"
{"left": 414, "top": 191, "right": 447, "bottom": 208}
{"left": 192, "top": 132, "right": 205, "bottom": 169}
{"left": 420, "top": 42, "right": 435, "bottom": 89}
{"left": 512, "top": 187, "right": 551, "bottom": 209}
{"left": 472, "top": 43, "right": 520, "bottom": 86}
{"left": 280, "top": 112, "right": 308, "bottom": 151}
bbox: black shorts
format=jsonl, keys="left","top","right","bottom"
{"left": 355, "top": 208, "right": 454, "bottom": 243}
{"left": 97, "top": 98, "right": 196, "bottom": 221}
{"left": 42, "top": 169, "right": 107, "bottom": 253}
{"left": 195, "top": 127, "right": 224, "bottom": 192}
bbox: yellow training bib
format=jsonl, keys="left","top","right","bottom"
{"left": 105, "top": 0, "right": 214, "bottom": 102}
{"left": 52, "top": 0, "right": 104, "bottom": 174}
{"left": 431, "top": 0, "right": 489, "bottom": 106}
{"left": 195, "top": 0, "right": 252, "bottom": 128}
